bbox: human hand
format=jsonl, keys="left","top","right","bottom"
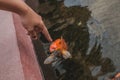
{"left": 20, "top": 8, "right": 52, "bottom": 42}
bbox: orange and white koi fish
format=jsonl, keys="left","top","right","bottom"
{"left": 44, "top": 37, "right": 72, "bottom": 64}
{"left": 49, "top": 37, "right": 72, "bottom": 59}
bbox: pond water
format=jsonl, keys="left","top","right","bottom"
{"left": 37, "top": 0, "right": 120, "bottom": 80}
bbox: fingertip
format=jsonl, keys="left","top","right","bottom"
{"left": 41, "top": 28, "right": 53, "bottom": 42}
{"left": 49, "top": 37, "right": 53, "bottom": 42}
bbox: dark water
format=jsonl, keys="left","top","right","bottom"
{"left": 36, "top": 0, "right": 119, "bottom": 80}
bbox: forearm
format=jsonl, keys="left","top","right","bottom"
{"left": 0, "top": 0, "right": 52, "bottom": 41}
{"left": 0, "top": 0, "right": 30, "bottom": 16}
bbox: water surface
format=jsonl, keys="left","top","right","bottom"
{"left": 37, "top": 0, "right": 120, "bottom": 80}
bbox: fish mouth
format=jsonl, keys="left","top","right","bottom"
{"left": 50, "top": 45, "right": 57, "bottom": 52}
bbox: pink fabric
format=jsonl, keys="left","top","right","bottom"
{"left": 13, "top": 13, "right": 43, "bottom": 80}
{"left": 0, "top": 10, "right": 43, "bottom": 80}
{"left": 0, "top": 10, "right": 25, "bottom": 80}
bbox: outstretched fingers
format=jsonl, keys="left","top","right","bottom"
{"left": 40, "top": 23, "right": 52, "bottom": 42}
{"left": 26, "top": 20, "right": 52, "bottom": 41}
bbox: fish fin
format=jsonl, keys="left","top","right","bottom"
{"left": 44, "top": 55, "right": 55, "bottom": 64}
{"left": 61, "top": 36, "right": 63, "bottom": 40}
{"left": 62, "top": 50, "right": 72, "bottom": 59}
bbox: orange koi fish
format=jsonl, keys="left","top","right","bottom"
{"left": 49, "top": 37, "right": 72, "bottom": 59}
{"left": 44, "top": 37, "right": 72, "bottom": 64}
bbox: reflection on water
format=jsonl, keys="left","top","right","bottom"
{"left": 38, "top": 0, "right": 118, "bottom": 80}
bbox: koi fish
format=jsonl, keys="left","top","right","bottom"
{"left": 112, "top": 72, "right": 120, "bottom": 80}
{"left": 44, "top": 37, "right": 72, "bottom": 64}
{"left": 49, "top": 37, "right": 72, "bottom": 59}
